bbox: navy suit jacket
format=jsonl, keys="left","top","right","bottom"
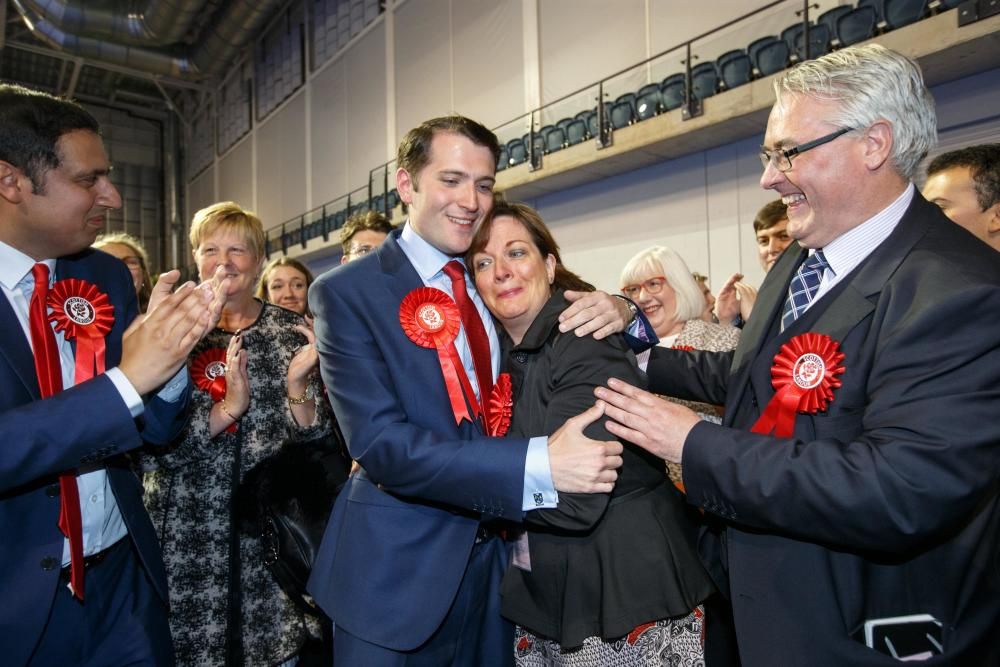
{"left": 648, "top": 193, "right": 1000, "bottom": 665}
{"left": 307, "top": 230, "right": 530, "bottom": 651}
{"left": 0, "top": 249, "right": 189, "bottom": 667}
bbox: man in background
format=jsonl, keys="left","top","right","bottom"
{"left": 923, "top": 143, "right": 1000, "bottom": 252}
{"left": 340, "top": 209, "right": 393, "bottom": 264}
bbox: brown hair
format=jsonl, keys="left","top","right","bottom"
{"left": 339, "top": 209, "right": 393, "bottom": 247}
{"left": 397, "top": 115, "right": 501, "bottom": 189}
{"left": 753, "top": 199, "right": 788, "bottom": 233}
{"left": 256, "top": 256, "right": 315, "bottom": 301}
{"left": 467, "top": 200, "right": 594, "bottom": 293}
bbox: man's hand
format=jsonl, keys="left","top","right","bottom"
{"left": 558, "top": 290, "right": 631, "bottom": 340}
{"left": 548, "top": 403, "right": 624, "bottom": 493}
{"left": 714, "top": 273, "right": 757, "bottom": 323}
{"left": 119, "top": 281, "right": 217, "bottom": 395}
{"left": 595, "top": 378, "right": 700, "bottom": 464}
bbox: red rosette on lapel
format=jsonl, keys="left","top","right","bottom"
{"left": 400, "top": 287, "right": 480, "bottom": 425}
{"left": 486, "top": 372, "right": 513, "bottom": 437}
{"left": 751, "top": 332, "right": 845, "bottom": 438}
{"left": 671, "top": 344, "right": 696, "bottom": 351}
{"left": 191, "top": 348, "right": 237, "bottom": 433}
{"left": 47, "top": 278, "right": 114, "bottom": 384}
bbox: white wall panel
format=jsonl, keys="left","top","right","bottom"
{"left": 395, "top": 0, "right": 452, "bottom": 138}
{"left": 539, "top": 0, "right": 646, "bottom": 106}
{"left": 186, "top": 166, "right": 216, "bottom": 224}
{"left": 217, "top": 137, "right": 255, "bottom": 213}
{"left": 452, "top": 0, "right": 525, "bottom": 128}
{"left": 346, "top": 22, "right": 389, "bottom": 191}
{"left": 255, "top": 91, "right": 308, "bottom": 227}
{"left": 310, "top": 59, "right": 349, "bottom": 206}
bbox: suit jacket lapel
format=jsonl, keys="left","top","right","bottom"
{"left": 0, "top": 295, "right": 40, "bottom": 397}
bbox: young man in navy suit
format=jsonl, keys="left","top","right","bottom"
{"left": 0, "top": 83, "right": 225, "bottom": 667}
{"left": 597, "top": 45, "right": 1000, "bottom": 665}
{"left": 309, "top": 115, "right": 635, "bottom": 665}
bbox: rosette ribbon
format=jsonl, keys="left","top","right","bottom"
{"left": 191, "top": 348, "right": 237, "bottom": 433}
{"left": 487, "top": 373, "right": 513, "bottom": 437}
{"left": 47, "top": 279, "right": 114, "bottom": 385}
{"left": 751, "top": 332, "right": 845, "bottom": 438}
{"left": 400, "top": 287, "right": 480, "bottom": 426}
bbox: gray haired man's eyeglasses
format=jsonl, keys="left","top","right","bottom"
{"left": 759, "top": 127, "right": 854, "bottom": 172}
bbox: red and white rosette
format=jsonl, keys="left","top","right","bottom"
{"left": 486, "top": 372, "right": 513, "bottom": 437}
{"left": 191, "top": 348, "right": 237, "bottom": 433}
{"left": 400, "top": 287, "right": 480, "bottom": 425}
{"left": 751, "top": 332, "right": 845, "bottom": 438}
{"left": 48, "top": 279, "right": 114, "bottom": 384}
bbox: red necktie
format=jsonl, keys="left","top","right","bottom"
{"left": 443, "top": 260, "right": 493, "bottom": 418}
{"left": 29, "top": 264, "right": 85, "bottom": 600}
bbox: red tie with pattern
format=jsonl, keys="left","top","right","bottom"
{"left": 29, "top": 264, "right": 85, "bottom": 600}
{"left": 443, "top": 260, "right": 493, "bottom": 418}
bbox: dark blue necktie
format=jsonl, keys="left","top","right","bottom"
{"left": 781, "top": 250, "right": 829, "bottom": 331}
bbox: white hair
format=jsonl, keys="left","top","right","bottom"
{"left": 774, "top": 44, "right": 936, "bottom": 180}
{"left": 619, "top": 245, "right": 704, "bottom": 323}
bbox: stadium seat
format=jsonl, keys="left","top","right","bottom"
{"left": 660, "top": 73, "right": 687, "bottom": 110}
{"left": 719, "top": 53, "right": 752, "bottom": 90}
{"left": 837, "top": 6, "right": 877, "bottom": 46}
{"left": 565, "top": 119, "right": 588, "bottom": 145}
{"left": 609, "top": 100, "right": 635, "bottom": 129}
{"left": 884, "top": 0, "right": 928, "bottom": 28}
{"left": 690, "top": 62, "right": 719, "bottom": 100}
{"left": 635, "top": 92, "right": 661, "bottom": 120}
{"left": 757, "top": 40, "right": 790, "bottom": 76}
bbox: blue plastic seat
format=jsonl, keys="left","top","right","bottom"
{"left": 496, "top": 145, "right": 508, "bottom": 171}
{"left": 747, "top": 35, "right": 779, "bottom": 74}
{"left": 859, "top": 0, "right": 886, "bottom": 23}
{"left": 660, "top": 73, "right": 686, "bottom": 110}
{"left": 818, "top": 5, "right": 853, "bottom": 38}
{"left": 507, "top": 139, "right": 527, "bottom": 166}
{"left": 884, "top": 0, "right": 928, "bottom": 28}
{"left": 757, "top": 40, "right": 790, "bottom": 76}
{"left": 719, "top": 53, "right": 752, "bottom": 89}
{"left": 565, "top": 119, "right": 588, "bottom": 145}
{"left": 780, "top": 22, "right": 807, "bottom": 56}
{"left": 690, "top": 62, "right": 718, "bottom": 100}
{"left": 837, "top": 6, "right": 877, "bottom": 46}
{"left": 609, "top": 101, "right": 635, "bottom": 129}
{"left": 635, "top": 92, "right": 661, "bottom": 120}
{"left": 794, "top": 23, "right": 831, "bottom": 60}
{"left": 544, "top": 126, "right": 566, "bottom": 153}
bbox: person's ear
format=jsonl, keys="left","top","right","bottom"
{"left": 546, "top": 254, "right": 556, "bottom": 284}
{"left": 0, "top": 161, "right": 27, "bottom": 204}
{"left": 986, "top": 202, "right": 1000, "bottom": 235}
{"left": 397, "top": 167, "right": 416, "bottom": 205}
{"left": 861, "top": 120, "right": 892, "bottom": 172}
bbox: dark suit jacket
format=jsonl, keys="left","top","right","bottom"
{"left": 307, "top": 230, "right": 530, "bottom": 651}
{"left": 648, "top": 193, "right": 1000, "bottom": 665}
{"left": 0, "top": 249, "right": 190, "bottom": 667}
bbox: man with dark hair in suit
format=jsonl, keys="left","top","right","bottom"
{"left": 596, "top": 45, "right": 1000, "bottom": 665}
{"left": 923, "top": 143, "right": 1000, "bottom": 252}
{"left": 0, "top": 83, "right": 225, "bottom": 666}
{"left": 308, "top": 114, "right": 635, "bottom": 665}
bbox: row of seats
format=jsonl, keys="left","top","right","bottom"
{"left": 271, "top": 0, "right": 961, "bottom": 249}
{"left": 495, "top": 0, "right": 958, "bottom": 171}
{"left": 266, "top": 189, "right": 401, "bottom": 253}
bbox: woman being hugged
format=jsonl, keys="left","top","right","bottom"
{"left": 142, "top": 201, "right": 331, "bottom": 666}
{"left": 468, "top": 202, "right": 714, "bottom": 666}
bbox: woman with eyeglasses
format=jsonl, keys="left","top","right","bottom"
{"left": 93, "top": 232, "right": 154, "bottom": 311}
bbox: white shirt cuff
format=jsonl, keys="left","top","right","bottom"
{"left": 522, "top": 436, "right": 558, "bottom": 511}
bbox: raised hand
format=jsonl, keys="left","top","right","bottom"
{"left": 548, "top": 403, "right": 624, "bottom": 493}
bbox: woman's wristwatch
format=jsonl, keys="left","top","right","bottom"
{"left": 287, "top": 386, "right": 315, "bottom": 404}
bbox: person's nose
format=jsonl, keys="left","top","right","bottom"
{"left": 97, "top": 177, "right": 123, "bottom": 210}
{"left": 759, "top": 159, "right": 785, "bottom": 191}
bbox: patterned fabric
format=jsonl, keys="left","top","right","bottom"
{"left": 780, "top": 250, "right": 829, "bottom": 331}
{"left": 514, "top": 608, "right": 704, "bottom": 667}
{"left": 142, "top": 303, "right": 331, "bottom": 667}
{"left": 663, "top": 320, "right": 741, "bottom": 487}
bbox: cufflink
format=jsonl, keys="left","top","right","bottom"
{"left": 533, "top": 492, "right": 544, "bottom": 506}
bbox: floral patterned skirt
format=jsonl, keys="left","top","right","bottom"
{"left": 514, "top": 607, "right": 704, "bottom": 667}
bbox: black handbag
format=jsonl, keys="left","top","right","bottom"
{"left": 236, "top": 434, "right": 349, "bottom": 615}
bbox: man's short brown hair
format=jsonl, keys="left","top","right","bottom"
{"left": 396, "top": 116, "right": 501, "bottom": 189}
{"left": 753, "top": 199, "right": 788, "bottom": 233}
{"left": 340, "top": 209, "right": 393, "bottom": 247}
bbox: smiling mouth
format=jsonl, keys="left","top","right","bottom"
{"left": 447, "top": 215, "right": 475, "bottom": 227}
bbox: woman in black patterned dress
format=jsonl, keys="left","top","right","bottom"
{"left": 142, "top": 202, "right": 331, "bottom": 666}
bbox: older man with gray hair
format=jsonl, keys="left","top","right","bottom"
{"left": 596, "top": 44, "right": 1000, "bottom": 665}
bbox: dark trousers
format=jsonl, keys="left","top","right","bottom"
{"left": 27, "top": 538, "right": 174, "bottom": 667}
{"left": 334, "top": 534, "right": 512, "bottom": 666}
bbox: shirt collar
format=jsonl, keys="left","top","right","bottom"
{"left": 398, "top": 220, "right": 464, "bottom": 280}
{"left": 0, "top": 240, "right": 56, "bottom": 290}
{"left": 814, "top": 182, "right": 914, "bottom": 278}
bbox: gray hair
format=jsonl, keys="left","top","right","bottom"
{"left": 620, "top": 245, "right": 704, "bottom": 324}
{"left": 774, "top": 44, "right": 936, "bottom": 180}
